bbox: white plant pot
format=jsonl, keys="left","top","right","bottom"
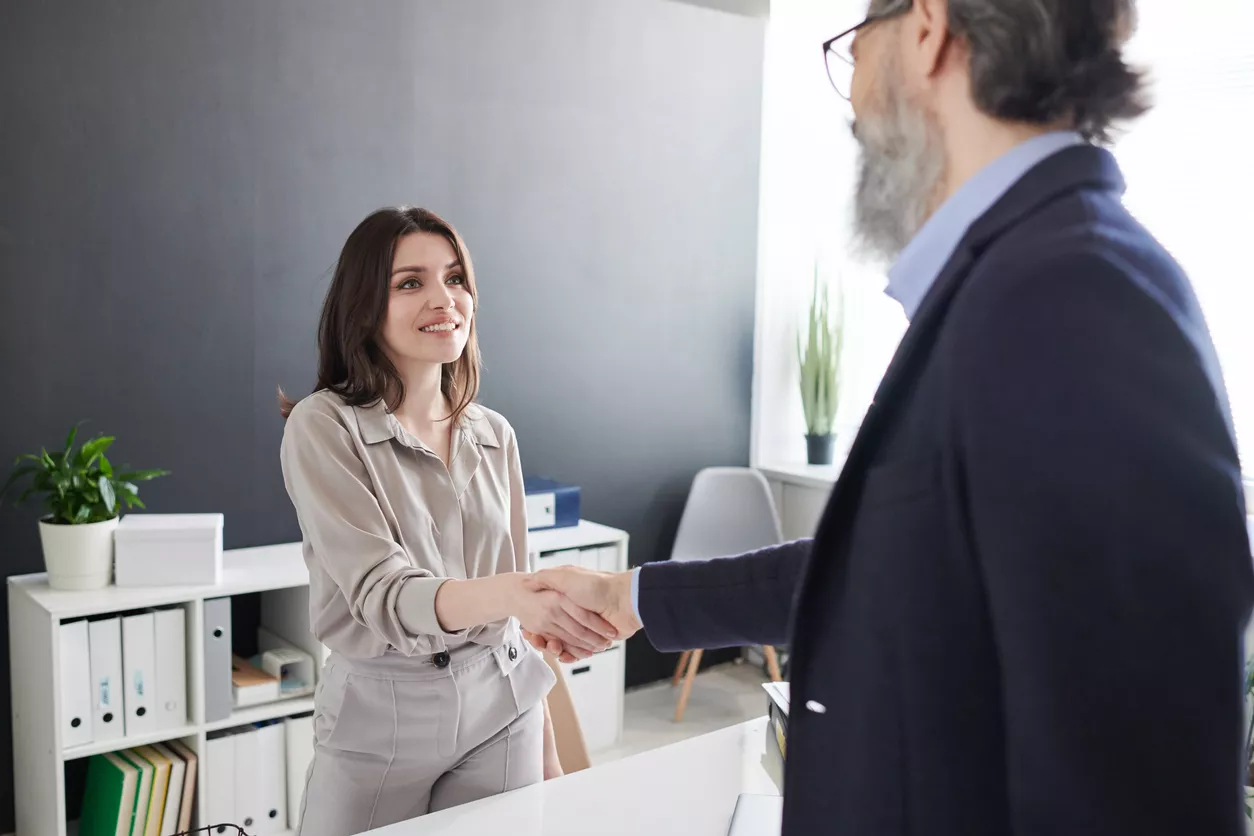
{"left": 38, "top": 517, "right": 118, "bottom": 590}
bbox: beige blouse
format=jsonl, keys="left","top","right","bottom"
{"left": 279, "top": 390, "right": 531, "bottom": 659}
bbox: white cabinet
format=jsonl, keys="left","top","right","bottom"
{"left": 529, "top": 521, "right": 630, "bottom": 753}
{"left": 534, "top": 548, "right": 582, "bottom": 570}
{"left": 563, "top": 645, "right": 625, "bottom": 752}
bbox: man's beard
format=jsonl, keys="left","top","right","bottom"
{"left": 851, "top": 54, "right": 946, "bottom": 265}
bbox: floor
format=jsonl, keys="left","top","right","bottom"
{"left": 594, "top": 659, "right": 770, "bottom": 765}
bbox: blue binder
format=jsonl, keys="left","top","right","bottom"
{"left": 523, "top": 476, "right": 580, "bottom": 531}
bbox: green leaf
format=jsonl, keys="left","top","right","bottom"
{"left": 78, "top": 436, "right": 115, "bottom": 469}
{"left": 98, "top": 477, "right": 116, "bottom": 515}
{"left": 64, "top": 424, "right": 79, "bottom": 455}
{"left": 72, "top": 505, "right": 91, "bottom": 524}
{"left": 99, "top": 454, "right": 113, "bottom": 477}
{"left": 115, "top": 468, "right": 169, "bottom": 482}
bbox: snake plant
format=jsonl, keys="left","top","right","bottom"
{"left": 796, "top": 267, "right": 844, "bottom": 438}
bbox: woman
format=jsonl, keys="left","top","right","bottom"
{"left": 279, "top": 206, "right": 614, "bottom": 835}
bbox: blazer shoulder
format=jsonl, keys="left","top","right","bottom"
{"left": 964, "top": 199, "right": 1196, "bottom": 330}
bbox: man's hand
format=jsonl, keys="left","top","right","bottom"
{"left": 522, "top": 567, "right": 640, "bottom": 662}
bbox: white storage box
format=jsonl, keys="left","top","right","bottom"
{"left": 113, "top": 513, "right": 224, "bottom": 587}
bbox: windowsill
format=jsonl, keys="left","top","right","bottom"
{"left": 756, "top": 460, "right": 847, "bottom": 490}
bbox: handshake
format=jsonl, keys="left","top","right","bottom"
{"left": 514, "top": 567, "right": 641, "bottom": 663}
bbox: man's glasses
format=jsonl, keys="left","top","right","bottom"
{"left": 822, "top": 1, "right": 913, "bottom": 100}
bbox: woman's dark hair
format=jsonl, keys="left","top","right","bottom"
{"left": 279, "top": 206, "right": 481, "bottom": 424}
{"left": 948, "top": 0, "right": 1148, "bottom": 144}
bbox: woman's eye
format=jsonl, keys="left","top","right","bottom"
{"left": 397, "top": 278, "right": 420, "bottom": 290}
{"left": 446, "top": 274, "right": 465, "bottom": 285}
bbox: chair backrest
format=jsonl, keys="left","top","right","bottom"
{"left": 670, "top": 467, "right": 784, "bottom": 563}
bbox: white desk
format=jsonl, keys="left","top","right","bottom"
{"left": 369, "top": 717, "right": 782, "bottom": 836}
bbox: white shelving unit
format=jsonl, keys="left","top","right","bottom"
{"left": 10, "top": 520, "right": 629, "bottom": 836}
{"left": 9, "top": 543, "right": 313, "bottom": 836}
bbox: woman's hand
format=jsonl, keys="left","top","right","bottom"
{"left": 515, "top": 575, "right": 617, "bottom": 656}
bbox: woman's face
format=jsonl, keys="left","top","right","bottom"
{"left": 379, "top": 231, "right": 474, "bottom": 372}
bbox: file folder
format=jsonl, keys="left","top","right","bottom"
{"left": 284, "top": 714, "right": 314, "bottom": 830}
{"left": 152, "top": 608, "right": 187, "bottom": 730}
{"left": 232, "top": 727, "right": 261, "bottom": 833}
{"left": 522, "top": 476, "right": 580, "bottom": 530}
{"left": 117, "top": 749, "right": 154, "bottom": 836}
{"left": 202, "top": 597, "right": 233, "bottom": 723}
{"left": 167, "top": 740, "right": 198, "bottom": 835}
{"left": 79, "top": 751, "right": 140, "bottom": 836}
{"left": 59, "top": 619, "right": 95, "bottom": 749}
{"left": 131, "top": 745, "right": 171, "bottom": 836}
{"left": 205, "top": 733, "right": 236, "bottom": 830}
{"left": 253, "top": 722, "right": 288, "bottom": 833}
{"left": 88, "top": 618, "right": 125, "bottom": 744}
{"left": 121, "top": 613, "right": 157, "bottom": 737}
{"left": 150, "top": 742, "right": 185, "bottom": 836}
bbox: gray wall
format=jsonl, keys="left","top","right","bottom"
{"left": 0, "top": 0, "right": 763, "bottom": 827}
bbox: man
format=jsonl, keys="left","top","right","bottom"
{"left": 528, "top": 0, "right": 1254, "bottom": 833}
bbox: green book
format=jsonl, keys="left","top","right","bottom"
{"left": 79, "top": 753, "right": 139, "bottom": 836}
{"left": 116, "top": 750, "right": 154, "bottom": 836}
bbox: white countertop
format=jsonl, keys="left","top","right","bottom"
{"left": 368, "top": 717, "right": 782, "bottom": 836}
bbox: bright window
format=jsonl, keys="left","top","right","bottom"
{"left": 752, "top": 0, "right": 1253, "bottom": 473}
{"left": 1117, "top": 0, "right": 1254, "bottom": 467}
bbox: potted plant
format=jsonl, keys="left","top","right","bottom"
{"left": 796, "top": 266, "right": 844, "bottom": 465}
{"left": 1, "top": 425, "right": 168, "bottom": 590}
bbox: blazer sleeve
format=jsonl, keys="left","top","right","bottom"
{"left": 637, "top": 539, "right": 811, "bottom": 652}
{"left": 951, "top": 249, "right": 1254, "bottom": 835}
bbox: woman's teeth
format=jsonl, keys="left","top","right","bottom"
{"left": 421, "top": 322, "right": 457, "bottom": 333}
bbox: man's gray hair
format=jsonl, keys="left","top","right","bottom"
{"left": 877, "top": 0, "right": 1149, "bottom": 143}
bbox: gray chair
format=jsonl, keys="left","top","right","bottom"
{"left": 668, "top": 467, "right": 784, "bottom": 721}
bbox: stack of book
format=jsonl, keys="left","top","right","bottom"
{"left": 763, "top": 681, "right": 789, "bottom": 761}
{"left": 79, "top": 741, "right": 197, "bottom": 836}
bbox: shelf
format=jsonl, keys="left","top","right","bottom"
{"left": 9, "top": 542, "right": 308, "bottom": 618}
{"left": 63, "top": 723, "right": 200, "bottom": 761}
{"left": 204, "top": 696, "right": 316, "bottom": 733}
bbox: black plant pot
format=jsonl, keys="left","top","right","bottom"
{"left": 805, "top": 433, "right": 835, "bottom": 465}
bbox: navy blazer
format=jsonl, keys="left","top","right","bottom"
{"left": 638, "top": 146, "right": 1254, "bottom": 836}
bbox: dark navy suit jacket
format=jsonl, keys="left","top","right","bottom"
{"left": 638, "top": 146, "right": 1254, "bottom": 835}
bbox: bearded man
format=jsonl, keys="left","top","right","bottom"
{"left": 530, "top": 1, "right": 1254, "bottom": 833}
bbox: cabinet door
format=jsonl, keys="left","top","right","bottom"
{"left": 564, "top": 645, "right": 623, "bottom": 752}
{"left": 535, "top": 548, "right": 581, "bottom": 570}
{"left": 596, "top": 545, "right": 622, "bottom": 573}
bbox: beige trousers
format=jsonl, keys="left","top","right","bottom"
{"left": 296, "top": 624, "right": 556, "bottom": 835}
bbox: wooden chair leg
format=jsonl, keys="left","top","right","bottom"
{"left": 671, "top": 650, "right": 692, "bottom": 687}
{"left": 674, "top": 649, "right": 703, "bottom": 722}
{"left": 763, "top": 645, "right": 783, "bottom": 682}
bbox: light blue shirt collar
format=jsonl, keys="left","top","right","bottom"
{"left": 886, "top": 131, "right": 1088, "bottom": 320}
